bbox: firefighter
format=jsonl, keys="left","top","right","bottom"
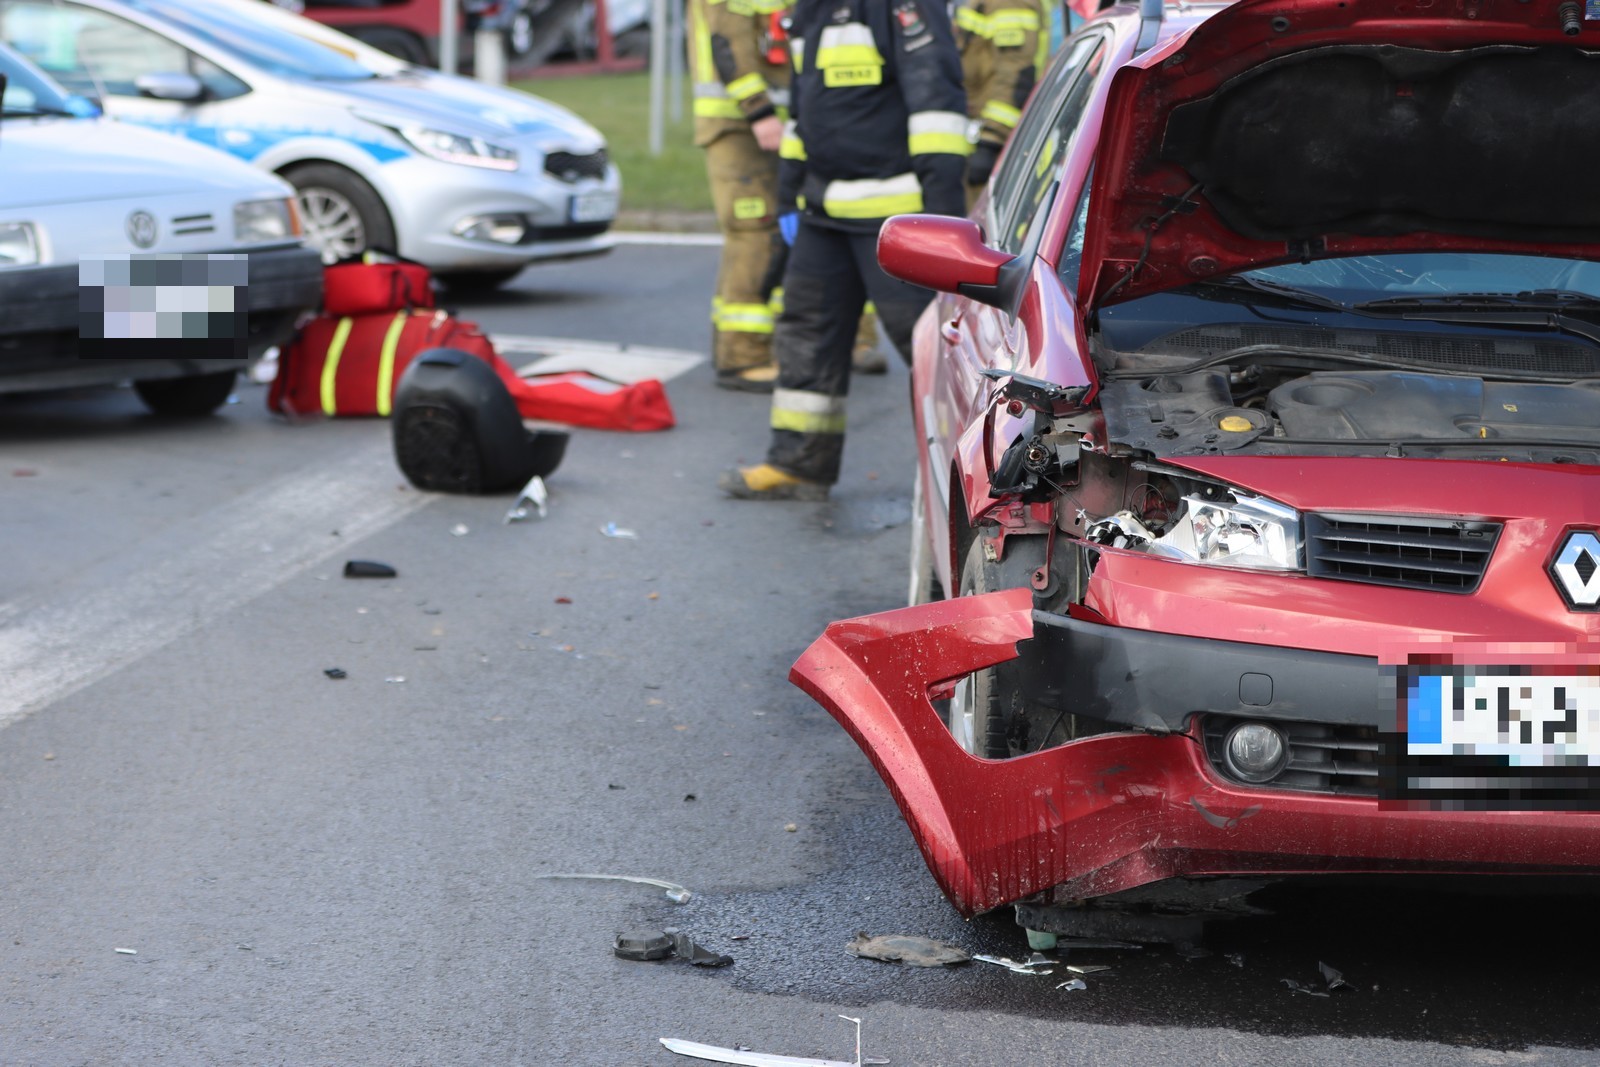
{"left": 692, "top": 0, "right": 793, "bottom": 391}
{"left": 956, "top": 0, "right": 1048, "bottom": 205}
{"left": 717, "top": 0, "right": 967, "bottom": 499}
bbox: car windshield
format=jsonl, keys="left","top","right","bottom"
{"left": 1242, "top": 253, "right": 1600, "bottom": 306}
{"left": 0, "top": 39, "right": 74, "bottom": 114}
{"left": 130, "top": 0, "right": 379, "bottom": 80}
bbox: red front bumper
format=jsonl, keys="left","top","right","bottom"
{"left": 789, "top": 588, "right": 1600, "bottom": 917}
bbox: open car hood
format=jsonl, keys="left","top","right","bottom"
{"left": 1081, "top": 0, "right": 1600, "bottom": 309}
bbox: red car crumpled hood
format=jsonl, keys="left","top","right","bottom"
{"left": 1080, "top": 0, "right": 1600, "bottom": 309}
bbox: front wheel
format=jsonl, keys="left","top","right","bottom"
{"left": 134, "top": 370, "right": 236, "bottom": 417}
{"left": 947, "top": 534, "right": 1036, "bottom": 758}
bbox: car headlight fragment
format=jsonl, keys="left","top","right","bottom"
{"left": 1157, "top": 493, "right": 1301, "bottom": 571}
{"left": 398, "top": 124, "right": 518, "bottom": 171}
{"left": 1087, "top": 491, "right": 1302, "bottom": 572}
{"left": 0, "top": 222, "right": 41, "bottom": 268}
{"left": 233, "top": 198, "right": 298, "bottom": 243}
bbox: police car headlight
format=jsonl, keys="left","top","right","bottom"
{"left": 233, "top": 199, "right": 297, "bottom": 243}
{"left": 399, "top": 125, "right": 519, "bottom": 171}
{"left": 0, "top": 222, "right": 41, "bottom": 268}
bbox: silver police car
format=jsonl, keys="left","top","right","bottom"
{"left": 0, "top": 0, "right": 620, "bottom": 291}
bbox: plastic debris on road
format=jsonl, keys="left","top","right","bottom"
{"left": 599, "top": 521, "right": 639, "bottom": 539}
{"left": 343, "top": 560, "right": 397, "bottom": 579}
{"left": 324, "top": 668, "right": 347, "bottom": 679}
{"left": 504, "top": 475, "right": 549, "bottom": 523}
{"left": 538, "top": 872, "right": 691, "bottom": 903}
{"left": 662, "top": 1014, "right": 886, "bottom": 1066}
{"left": 450, "top": 523, "right": 470, "bottom": 536}
{"left": 612, "top": 927, "right": 731, "bottom": 968}
{"left": 114, "top": 948, "right": 137, "bottom": 955}
{"left": 1282, "top": 961, "right": 1355, "bottom": 997}
{"left": 846, "top": 933, "right": 969, "bottom": 967}
{"left": 1056, "top": 978, "right": 1087, "bottom": 991}
{"left": 972, "top": 953, "right": 1056, "bottom": 975}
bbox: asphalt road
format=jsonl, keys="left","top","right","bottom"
{"left": 2, "top": 242, "right": 1599, "bottom": 1066}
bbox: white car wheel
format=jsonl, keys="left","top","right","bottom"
{"left": 297, "top": 186, "right": 368, "bottom": 264}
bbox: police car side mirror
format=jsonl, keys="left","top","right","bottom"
{"left": 134, "top": 72, "right": 205, "bottom": 103}
{"left": 877, "top": 214, "right": 1023, "bottom": 311}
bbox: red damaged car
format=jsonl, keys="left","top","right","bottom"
{"left": 790, "top": 0, "right": 1600, "bottom": 935}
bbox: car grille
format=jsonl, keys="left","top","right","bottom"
{"left": 1152, "top": 324, "right": 1600, "bottom": 377}
{"left": 1203, "top": 716, "right": 1380, "bottom": 796}
{"left": 1304, "top": 512, "right": 1501, "bottom": 593}
{"left": 544, "top": 149, "right": 609, "bottom": 183}
{"left": 171, "top": 212, "right": 216, "bottom": 236}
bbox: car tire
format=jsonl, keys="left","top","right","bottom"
{"left": 434, "top": 268, "right": 525, "bottom": 294}
{"left": 283, "top": 163, "right": 398, "bottom": 265}
{"left": 948, "top": 535, "right": 1054, "bottom": 758}
{"left": 350, "top": 26, "right": 431, "bottom": 66}
{"left": 134, "top": 370, "right": 237, "bottom": 417}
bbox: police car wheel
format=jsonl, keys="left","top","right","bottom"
{"left": 284, "top": 164, "right": 397, "bottom": 265}
{"left": 134, "top": 370, "right": 236, "bottom": 417}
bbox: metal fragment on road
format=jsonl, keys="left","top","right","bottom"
{"left": 342, "top": 559, "right": 397, "bottom": 579}
{"left": 1281, "top": 978, "right": 1331, "bottom": 998}
{"left": 323, "top": 668, "right": 347, "bottom": 679}
{"left": 1055, "top": 978, "right": 1087, "bottom": 991}
{"left": 114, "top": 947, "right": 137, "bottom": 955}
{"left": 538, "top": 872, "right": 691, "bottom": 903}
{"left": 599, "top": 521, "right": 639, "bottom": 539}
{"left": 1062, "top": 964, "right": 1110, "bottom": 974}
{"left": 504, "top": 476, "right": 549, "bottom": 523}
{"left": 846, "top": 933, "right": 969, "bottom": 967}
{"left": 1319, "top": 961, "right": 1352, "bottom": 991}
{"left": 972, "top": 953, "right": 1055, "bottom": 975}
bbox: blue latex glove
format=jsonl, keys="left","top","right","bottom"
{"left": 778, "top": 211, "right": 799, "bottom": 247}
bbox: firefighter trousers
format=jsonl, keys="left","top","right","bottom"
{"left": 765, "top": 219, "right": 934, "bottom": 484}
{"left": 705, "top": 129, "right": 782, "bottom": 373}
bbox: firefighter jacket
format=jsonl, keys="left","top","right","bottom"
{"left": 777, "top": 0, "right": 968, "bottom": 230}
{"left": 691, "top": 0, "right": 793, "bottom": 147}
{"left": 955, "top": 0, "right": 1047, "bottom": 147}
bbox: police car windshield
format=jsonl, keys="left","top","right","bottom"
{"left": 132, "top": 0, "right": 379, "bottom": 81}
{"left": 0, "top": 41, "right": 77, "bottom": 116}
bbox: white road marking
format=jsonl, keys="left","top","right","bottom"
{"left": 611, "top": 231, "right": 723, "bottom": 247}
{"left": 0, "top": 437, "right": 433, "bottom": 728}
{"left": 492, "top": 334, "right": 705, "bottom": 384}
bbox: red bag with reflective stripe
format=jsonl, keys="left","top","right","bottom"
{"left": 270, "top": 310, "right": 677, "bottom": 431}
{"left": 321, "top": 258, "right": 434, "bottom": 317}
{"left": 269, "top": 309, "right": 494, "bottom": 418}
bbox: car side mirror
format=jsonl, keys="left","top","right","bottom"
{"left": 877, "top": 214, "right": 1025, "bottom": 310}
{"left": 134, "top": 72, "right": 205, "bottom": 102}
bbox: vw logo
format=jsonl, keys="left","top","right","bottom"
{"left": 126, "top": 210, "right": 157, "bottom": 249}
{"left": 1550, "top": 530, "right": 1600, "bottom": 610}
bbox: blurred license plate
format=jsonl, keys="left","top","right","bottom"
{"left": 1405, "top": 668, "right": 1600, "bottom": 766}
{"left": 570, "top": 191, "right": 617, "bottom": 223}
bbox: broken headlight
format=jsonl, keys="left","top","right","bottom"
{"left": 1088, "top": 492, "right": 1302, "bottom": 572}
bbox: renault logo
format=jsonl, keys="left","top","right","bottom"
{"left": 1551, "top": 530, "right": 1600, "bottom": 610}
{"left": 126, "top": 210, "right": 157, "bottom": 249}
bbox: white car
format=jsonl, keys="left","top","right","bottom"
{"left": 0, "top": 0, "right": 621, "bottom": 292}
{"left": 0, "top": 41, "right": 322, "bottom": 415}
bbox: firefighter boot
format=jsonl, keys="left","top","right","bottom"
{"left": 852, "top": 304, "right": 887, "bottom": 375}
{"left": 716, "top": 463, "right": 829, "bottom": 501}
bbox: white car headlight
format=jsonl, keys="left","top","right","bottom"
{"left": 398, "top": 124, "right": 518, "bottom": 171}
{"left": 234, "top": 198, "right": 297, "bottom": 243}
{"left": 1155, "top": 493, "right": 1302, "bottom": 571}
{"left": 0, "top": 222, "right": 41, "bottom": 268}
